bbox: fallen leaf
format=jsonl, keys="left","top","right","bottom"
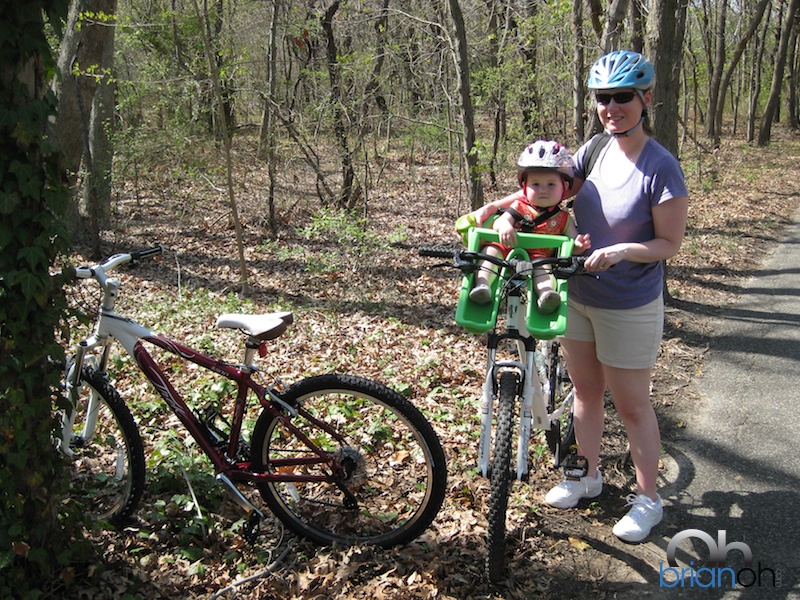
{"left": 568, "top": 536, "right": 590, "bottom": 551}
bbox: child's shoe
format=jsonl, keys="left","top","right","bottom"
{"left": 469, "top": 284, "right": 492, "bottom": 305}
{"left": 537, "top": 290, "right": 562, "bottom": 314}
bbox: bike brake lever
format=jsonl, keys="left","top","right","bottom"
{"left": 454, "top": 253, "right": 479, "bottom": 274}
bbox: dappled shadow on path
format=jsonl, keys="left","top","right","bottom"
{"left": 515, "top": 432, "right": 800, "bottom": 599}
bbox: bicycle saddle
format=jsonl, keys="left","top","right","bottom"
{"left": 216, "top": 312, "right": 294, "bottom": 341}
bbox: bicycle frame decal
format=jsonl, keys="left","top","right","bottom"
{"left": 133, "top": 337, "right": 252, "bottom": 472}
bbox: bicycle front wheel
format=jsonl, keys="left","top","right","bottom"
{"left": 62, "top": 367, "right": 146, "bottom": 526}
{"left": 485, "top": 370, "right": 517, "bottom": 583}
{"left": 250, "top": 374, "right": 447, "bottom": 547}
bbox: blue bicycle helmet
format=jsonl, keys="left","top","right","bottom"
{"left": 588, "top": 50, "right": 654, "bottom": 90}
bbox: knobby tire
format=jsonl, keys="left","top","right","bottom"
{"left": 485, "top": 371, "right": 517, "bottom": 583}
{"left": 250, "top": 374, "right": 446, "bottom": 547}
{"left": 63, "top": 367, "right": 146, "bottom": 526}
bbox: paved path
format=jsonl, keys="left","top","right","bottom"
{"left": 585, "top": 213, "right": 800, "bottom": 599}
{"left": 660, "top": 212, "right": 800, "bottom": 598}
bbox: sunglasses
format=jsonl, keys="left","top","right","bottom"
{"left": 595, "top": 91, "right": 637, "bottom": 105}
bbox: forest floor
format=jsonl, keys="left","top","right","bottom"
{"left": 59, "top": 126, "right": 800, "bottom": 599}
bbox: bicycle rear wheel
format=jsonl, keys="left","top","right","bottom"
{"left": 485, "top": 370, "right": 517, "bottom": 583}
{"left": 545, "top": 341, "right": 575, "bottom": 466}
{"left": 250, "top": 374, "right": 446, "bottom": 547}
{"left": 62, "top": 367, "right": 146, "bottom": 526}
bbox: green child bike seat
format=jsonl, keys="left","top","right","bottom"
{"left": 455, "top": 228, "right": 575, "bottom": 339}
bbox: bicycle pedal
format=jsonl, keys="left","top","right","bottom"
{"left": 562, "top": 454, "right": 588, "bottom": 481}
{"left": 242, "top": 511, "right": 261, "bottom": 543}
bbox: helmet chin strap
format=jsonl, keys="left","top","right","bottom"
{"left": 607, "top": 115, "right": 645, "bottom": 138}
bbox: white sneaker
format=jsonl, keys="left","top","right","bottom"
{"left": 544, "top": 469, "right": 603, "bottom": 509}
{"left": 612, "top": 493, "right": 663, "bottom": 543}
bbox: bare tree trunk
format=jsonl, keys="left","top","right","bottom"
{"left": 789, "top": 14, "right": 800, "bottom": 130}
{"left": 448, "top": 0, "right": 483, "bottom": 209}
{"left": 83, "top": 29, "right": 116, "bottom": 258}
{"left": 485, "top": 0, "right": 508, "bottom": 189}
{"left": 712, "top": 0, "right": 771, "bottom": 139}
{"left": 747, "top": 6, "right": 771, "bottom": 142}
{"left": 630, "top": 0, "right": 645, "bottom": 52}
{"left": 51, "top": 0, "right": 117, "bottom": 254}
{"left": 520, "top": 0, "right": 540, "bottom": 133}
{"left": 586, "top": 0, "right": 603, "bottom": 38}
{"left": 646, "top": 0, "right": 688, "bottom": 157}
{"left": 572, "top": 0, "right": 586, "bottom": 145}
{"left": 365, "top": 0, "right": 391, "bottom": 118}
{"left": 322, "top": 0, "right": 361, "bottom": 209}
{"left": 758, "top": 0, "right": 800, "bottom": 145}
{"left": 705, "top": 0, "right": 728, "bottom": 144}
{"left": 192, "top": 0, "right": 250, "bottom": 294}
{"left": 645, "top": 0, "right": 688, "bottom": 303}
{"left": 258, "top": 0, "right": 279, "bottom": 233}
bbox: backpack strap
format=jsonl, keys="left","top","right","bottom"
{"left": 583, "top": 133, "right": 612, "bottom": 178}
{"left": 567, "top": 133, "right": 611, "bottom": 209}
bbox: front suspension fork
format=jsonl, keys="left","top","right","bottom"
{"left": 476, "top": 340, "right": 549, "bottom": 481}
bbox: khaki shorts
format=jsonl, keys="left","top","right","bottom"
{"left": 561, "top": 296, "right": 664, "bottom": 369}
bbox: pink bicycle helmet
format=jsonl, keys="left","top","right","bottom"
{"left": 517, "top": 140, "right": 575, "bottom": 188}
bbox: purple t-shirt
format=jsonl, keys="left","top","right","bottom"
{"left": 571, "top": 137, "right": 688, "bottom": 309}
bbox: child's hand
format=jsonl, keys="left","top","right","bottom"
{"left": 495, "top": 217, "right": 518, "bottom": 247}
{"left": 574, "top": 233, "right": 591, "bottom": 252}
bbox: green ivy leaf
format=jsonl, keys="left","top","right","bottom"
{"left": 0, "top": 223, "right": 12, "bottom": 251}
{"left": 17, "top": 246, "right": 47, "bottom": 270}
{"left": 16, "top": 271, "right": 43, "bottom": 301}
{"left": 0, "top": 190, "right": 20, "bottom": 215}
{"left": 9, "top": 161, "right": 40, "bottom": 200}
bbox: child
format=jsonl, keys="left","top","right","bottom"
{"left": 461, "top": 140, "right": 590, "bottom": 313}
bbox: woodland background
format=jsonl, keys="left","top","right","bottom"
{"left": 2, "top": 0, "right": 800, "bottom": 598}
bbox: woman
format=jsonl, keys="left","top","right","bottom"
{"left": 543, "top": 50, "right": 689, "bottom": 542}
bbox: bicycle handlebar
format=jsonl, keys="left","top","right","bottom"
{"left": 418, "top": 247, "right": 459, "bottom": 259}
{"left": 418, "top": 246, "right": 587, "bottom": 280}
{"left": 73, "top": 244, "right": 164, "bottom": 280}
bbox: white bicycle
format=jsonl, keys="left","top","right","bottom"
{"left": 420, "top": 228, "right": 589, "bottom": 582}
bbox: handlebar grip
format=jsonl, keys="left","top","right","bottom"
{"left": 131, "top": 244, "right": 164, "bottom": 261}
{"left": 418, "top": 247, "right": 458, "bottom": 258}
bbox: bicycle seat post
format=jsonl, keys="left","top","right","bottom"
{"left": 241, "top": 338, "right": 260, "bottom": 374}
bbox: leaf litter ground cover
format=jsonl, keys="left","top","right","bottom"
{"left": 58, "top": 130, "right": 800, "bottom": 599}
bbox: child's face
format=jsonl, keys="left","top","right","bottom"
{"left": 522, "top": 171, "right": 565, "bottom": 207}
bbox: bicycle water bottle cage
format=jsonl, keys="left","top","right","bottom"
{"left": 562, "top": 454, "right": 589, "bottom": 481}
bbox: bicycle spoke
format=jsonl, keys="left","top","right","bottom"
{"left": 251, "top": 374, "right": 446, "bottom": 547}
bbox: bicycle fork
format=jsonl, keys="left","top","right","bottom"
{"left": 477, "top": 335, "right": 550, "bottom": 481}
{"left": 60, "top": 340, "right": 110, "bottom": 457}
